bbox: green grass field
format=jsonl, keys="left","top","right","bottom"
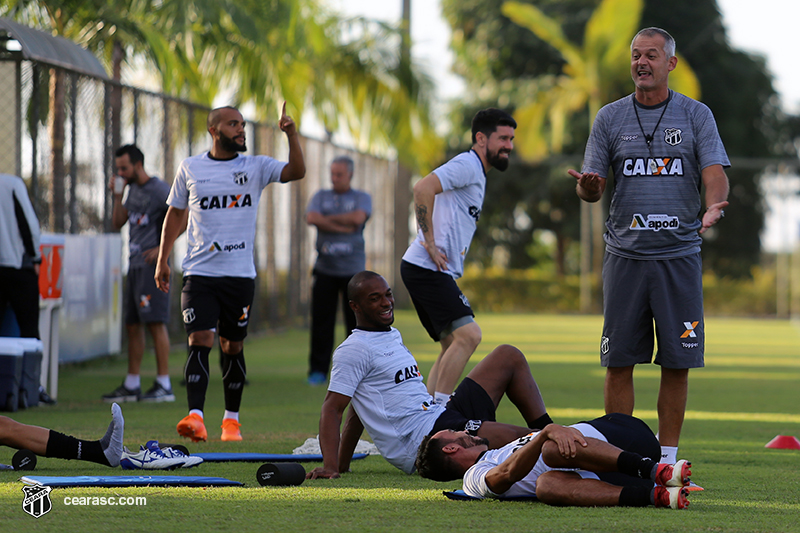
{"left": 2, "top": 312, "right": 799, "bottom": 532}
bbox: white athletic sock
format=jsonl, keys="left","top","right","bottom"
{"left": 156, "top": 375, "right": 172, "bottom": 390}
{"left": 124, "top": 374, "right": 141, "bottom": 390}
{"left": 434, "top": 392, "right": 451, "bottom": 405}
{"left": 223, "top": 410, "right": 239, "bottom": 422}
{"left": 189, "top": 409, "right": 204, "bottom": 420}
{"left": 660, "top": 446, "right": 678, "bottom": 464}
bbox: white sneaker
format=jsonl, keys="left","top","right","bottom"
{"left": 160, "top": 445, "right": 204, "bottom": 468}
{"left": 120, "top": 440, "right": 186, "bottom": 470}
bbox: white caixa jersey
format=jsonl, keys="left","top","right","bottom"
{"left": 402, "top": 150, "right": 486, "bottom": 279}
{"left": 462, "top": 423, "right": 606, "bottom": 499}
{"left": 328, "top": 327, "right": 444, "bottom": 474}
{"left": 167, "top": 152, "right": 287, "bottom": 278}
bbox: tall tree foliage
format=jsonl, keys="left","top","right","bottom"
{"left": 639, "top": 1, "right": 790, "bottom": 276}
{"left": 0, "top": 0, "right": 443, "bottom": 174}
{"left": 501, "top": 0, "right": 702, "bottom": 309}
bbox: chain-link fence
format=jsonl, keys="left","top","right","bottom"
{"left": 2, "top": 60, "right": 401, "bottom": 335}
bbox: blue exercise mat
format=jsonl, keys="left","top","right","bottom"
{"left": 443, "top": 489, "right": 537, "bottom": 501}
{"left": 193, "top": 452, "right": 367, "bottom": 463}
{"left": 20, "top": 475, "right": 243, "bottom": 488}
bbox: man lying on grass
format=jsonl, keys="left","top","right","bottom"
{"left": 307, "top": 271, "right": 554, "bottom": 478}
{"left": 415, "top": 412, "right": 692, "bottom": 509}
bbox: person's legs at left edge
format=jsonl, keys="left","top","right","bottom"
{"left": 0, "top": 403, "right": 124, "bottom": 467}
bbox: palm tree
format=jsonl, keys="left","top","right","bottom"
{"left": 501, "top": 0, "right": 699, "bottom": 311}
{"left": 0, "top": 0, "right": 188, "bottom": 230}
{"left": 156, "top": 0, "right": 442, "bottom": 171}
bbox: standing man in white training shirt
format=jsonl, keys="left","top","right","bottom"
{"left": 400, "top": 108, "right": 516, "bottom": 405}
{"left": 155, "top": 104, "right": 305, "bottom": 442}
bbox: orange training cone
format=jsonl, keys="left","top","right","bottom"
{"left": 764, "top": 435, "right": 800, "bottom": 450}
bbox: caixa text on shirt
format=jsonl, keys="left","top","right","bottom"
{"left": 395, "top": 364, "right": 422, "bottom": 383}
{"left": 199, "top": 193, "right": 253, "bottom": 209}
{"left": 622, "top": 157, "right": 684, "bottom": 176}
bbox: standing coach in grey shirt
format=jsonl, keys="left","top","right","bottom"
{"left": 305, "top": 155, "right": 371, "bottom": 386}
{"left": 568, "top": 27, "right": 729, "bottom": 464}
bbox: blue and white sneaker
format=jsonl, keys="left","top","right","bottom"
{"left": 160, "top": 445, "right": 204, "bottom": 468}
{"left": 120, "top": 440, "right": 186, "bottom": 470}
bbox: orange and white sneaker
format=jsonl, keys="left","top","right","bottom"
{"left": 177, "top": 413, "right": 207, "bottom": 443}
{"left": 221, "top": 418, "right": 242, "bottom": 441}
{"left": 654, "top": 459, "right": 692, "bottom": 487}
{"left": 654, "top": 486, "right": 690, "bottom": 509}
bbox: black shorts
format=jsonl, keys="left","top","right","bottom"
{"left": 585, "top": 413, "right": 660, "bottom": 488}
{"left": 180, "top": 275, "right": 255, "bottom": 341}
{"left": 400, "top": 260, "right": 474, "bottom": 342}
{"left": 124, "top": 264, "right": 170, "bottom": 324}
{"left": 429, "top": 377, "right": 496, "bottom": 435}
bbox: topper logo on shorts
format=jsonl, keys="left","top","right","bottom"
{"left": 199, "top": 194, "right": 252, "bottom": 209}
{"left": 237, "top": 306, "right": 250, "bottom": 327}
{"left": 623, "top": 157, "right": 683, "bottom": 176}
{"left": 459, "top": 293, "right": 471, "bottom": 308}
{"left": 394, "top": 364, "right": 422, "bottom": 384}
{"left": 680, "top": 321, "right": 699, "bottom": 338}
{"left": 630, "top": 214, "right": 679, "bottom": 232}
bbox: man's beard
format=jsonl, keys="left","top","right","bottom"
{"left": 487, "top": 148, "right": 510, "bottom": 171}
{"left": 220, "top": 132, "right": 246, "bottom": 153}
{"left": 457, "top": 435, "right": 490, "bottom": 448}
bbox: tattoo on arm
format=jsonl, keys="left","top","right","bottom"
{"left": 415, "top": 204, "right": 429, "bottom": 234}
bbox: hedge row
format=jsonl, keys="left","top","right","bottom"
{"left": 459, "top": 266, "right": 789, "bottom": 317}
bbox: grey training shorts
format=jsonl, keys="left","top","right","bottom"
{"left": 600, "top": 252, "right": 704, "bottom": 369}
{"left": 124, "top": 263, "right": 170, "bottom": 324}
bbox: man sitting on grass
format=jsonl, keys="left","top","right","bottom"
{"left": 415, "top": 412, "right": 692, "bottom": 509}
{"left": 307, "top": 270, "right": 554, "bottom": 479}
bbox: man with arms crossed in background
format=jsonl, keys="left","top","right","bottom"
{"left": 306, "top": 155, "right": 371, "bottom": 386}
{"left": 569, "top": 27, "right": 729, "bottom": 463}
{"left": 401, "top": 108, "right": 516, "bottom": 406}
{"left": 155, "top": 104, "right": 305, "bottom": 442}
